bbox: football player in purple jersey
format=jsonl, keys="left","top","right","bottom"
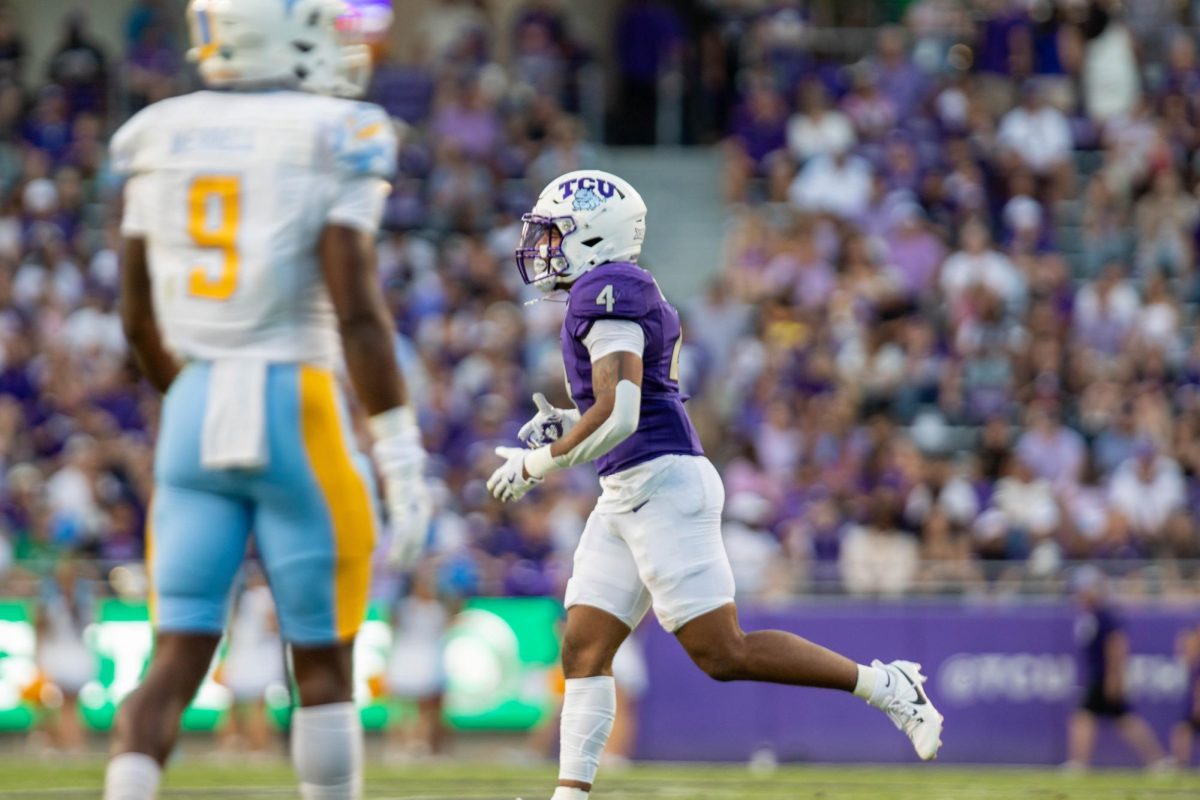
{"left": 487, "top": 170, "right": 944, "bottom": 799}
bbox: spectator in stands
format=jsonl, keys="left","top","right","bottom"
{"left": 996, "top": 81, "right": 1073, "bottom": 201}
{"left": 1080, "top": 3, "right": 1141, "bottom": 124}
{"left": 723, "top": 492, "right": 782, "bottom": 601}
{"left": 1108, "top": 438, "right": 1186, "bottom": 555}
{"left": 872, "top": 26, "right": 927, "bottom": 119}
{"left": 940, "top": 217, "right": 1025, "bottom": 313}
{"left": 981, "top": 454, "right": 1059, "bottom": 560}
{"left": 883, "top": 200, "right": 945, "bottom": 300}
{"left": 1134, "top": 169, "right": 1197, "bottom": 278}
{"left": 787, "top": 143, "right": 874, "bottom": 219}
{"left": 1073, "top": 261, "right": 1139, "bottom": 359}
{"left": 841, "top": 66, "right": 897, "bottom": 146}
{"left": 1015, "top": 403, "right": 1086, "bottom": 489}
{"left": 47, "top": 12, "right": 108, "bottom": 117}
{"left": 1078, "top": 175, "right": 1129, "bottom": 277}
{"left": 724, "top": 81, "right": 788, "bottom": 202}
{"left": 786, "top": 79, "right": 855, "bottom": 166}
{"left": 840, "top": 490, "right": 919, "bottom": 597}
{"left": 125, "top": 20, "right": 178, "bottom": 111}
{"left": 905, "top": 452, "right": 979, "bottom": 536}
{"left": 527, "top": 114, "right": 596, "bottom": 194}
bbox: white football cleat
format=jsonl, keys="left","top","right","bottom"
{"left": 872, "top": 659, "right": 944, "bottom": 761}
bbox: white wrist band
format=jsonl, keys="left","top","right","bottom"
{"left": 368, "top": 405, "right": 417, "bottom": 440}
{"left": 525, "top": 445, "right": 561, "bottom": 479}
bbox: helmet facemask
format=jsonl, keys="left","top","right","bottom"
{"left": 516, "top": 214, "right": 578, "bottom": 292}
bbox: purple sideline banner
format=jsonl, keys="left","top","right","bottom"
{"left": 634, "top": 602, "right": 1199, "bottom": 765}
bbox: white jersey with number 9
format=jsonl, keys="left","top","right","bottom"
{"left": 111, "top": 89, "right": 397, "bottom": 369}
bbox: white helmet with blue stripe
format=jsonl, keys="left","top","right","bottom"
{"left": 516, "top": 170, "right": 648, "bottom": 292}
{"left": 187, "top": 0, "right": 371, "bottom": 97}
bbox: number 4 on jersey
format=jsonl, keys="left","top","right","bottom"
{"left": 596, "top": 284, "right": 615, "bottom": 314}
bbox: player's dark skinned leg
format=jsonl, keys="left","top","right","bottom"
{"left": 291, "top": 641, "right": 356, "bottom": 706}
{"left": 675, "top": 603, "right": 858, "bottom": 690}
{"left": 558, "top": 605, "right": 632, "bottom": 793}
{"left": 111, "top": 632, "right": 221, "bottom": 765}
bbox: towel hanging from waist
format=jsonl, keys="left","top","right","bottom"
{"left": 201, "top": 359, "right": 269, "bottom": 470}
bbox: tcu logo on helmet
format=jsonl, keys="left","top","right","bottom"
{"left": 557, "top": 175, "right": 626, "bottom": 204}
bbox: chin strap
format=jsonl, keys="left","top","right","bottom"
{"left": 523, "top": 291, "right": 569, "bottom": 307}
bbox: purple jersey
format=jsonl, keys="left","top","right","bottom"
{"left": 1076, "top": 606, "right": 1120, "bottom": 688}
{"left": 562, "top": 262, "right": 704, "bottom": 476}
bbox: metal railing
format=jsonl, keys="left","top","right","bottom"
{"left": 4, "top": 557, "right": 1198, "bottom": 604}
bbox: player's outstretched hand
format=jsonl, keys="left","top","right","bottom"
{"left": 517, "top": 393, "right": 581, "bottom": 449}
{"left": 487, "top": 446, "right": 543, "bottom": 502}
{"left": 371, "top": 416, "right": 433, "bottom": 571}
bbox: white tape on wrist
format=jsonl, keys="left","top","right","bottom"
{"left": 368, "top": 405, "right": 417, "bottom": 440}
{"left": 525, "top": 444, "right": 560, "bottom": 479}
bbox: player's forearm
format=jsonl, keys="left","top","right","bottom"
{"left": 338, "top": 312, "right": 407, "bottom": 417}
{"left": 523, "top": 351, "right": 642, "bottom": 477}
{"left": 527, "top": 381, "right": 640, "bottom": 478}
{"left": 119, "top": 236, "right": 179, "bottom": 393}
{"left": 550, "top": 395, "right": 618, "bottom": 457}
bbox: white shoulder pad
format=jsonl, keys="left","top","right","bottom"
{"left": 110, "top": 104, "right": 164, "bottom": 177}
{"left": 331, "top": 101, "right": 398, "bottom": 181}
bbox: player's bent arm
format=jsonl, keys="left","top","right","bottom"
{"left": 525, "top": 350, "right": 643, "bottom": 478}
{"left": 119, "top": 236, "right": 179, "bottom": 393}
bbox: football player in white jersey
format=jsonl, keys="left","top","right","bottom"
{"left": 103, "top": 2, "right": 428, "bottom": 799}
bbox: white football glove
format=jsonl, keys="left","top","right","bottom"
{"left": 487, "top": 446, "right": 543, "bottom": 503}
{"left": 518, "top": 393, "right": 581, "bottom": 449}
{"left": 369, "top": 408, "right": 433, "bottom": 571}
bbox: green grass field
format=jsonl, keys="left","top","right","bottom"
{"left": 0, "top": 760, "right": 1197, "bottom": 799}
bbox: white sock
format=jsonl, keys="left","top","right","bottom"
{"left": 853, "top": 663, "right": 892, "bottom": 707}
{"left": 104, "top": 752, "right": 161, "bottom": 800}
{"left": 551, "top": 788, "right": 590, "bottom": 800}
{"left": 291, "top": 702, "right": 363, "bottom": 800}
{"left": 558, "top": 676, "right": 616, "bottom": 787}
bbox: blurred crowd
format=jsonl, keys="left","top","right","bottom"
{"left": 714, "top": 0, "right": 1200, "bottom": 597}
{"left": 0, "top": 0, "right": 1199, "bottom": 616}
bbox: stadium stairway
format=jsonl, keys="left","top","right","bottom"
{"left": 600, "top": 147, "right": 726, "bottom": 300}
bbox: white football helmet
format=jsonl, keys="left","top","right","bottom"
{"left": 516, "top": 170, "right": 648, "bottom": 292}
{"left": 187, "top": 0, "right": 372, "bottom": 98}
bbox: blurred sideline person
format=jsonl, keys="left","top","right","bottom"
{"left": 103, "top": 2, "right": 431, "bottom": 799}
{"left": 1172, "top": 624, "right": 1200, "bottom": 767}
{"left": 1065, "top": 567, "right": 1169, "bottom": 771}
{"left": 386, "top": 564, "right": 450, "bottom": 758}
{"left": 488, "top": 170, "right": 944, "bottom": 800}
{"left": 220, "top": 571, "right": 284, "bottom": 755}
{"left": 34, "top": 559, "right": 92, "bottom": 753}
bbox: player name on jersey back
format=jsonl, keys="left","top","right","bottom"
{"left": 111, "top": 90, "right": 397, "bottom": 368}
